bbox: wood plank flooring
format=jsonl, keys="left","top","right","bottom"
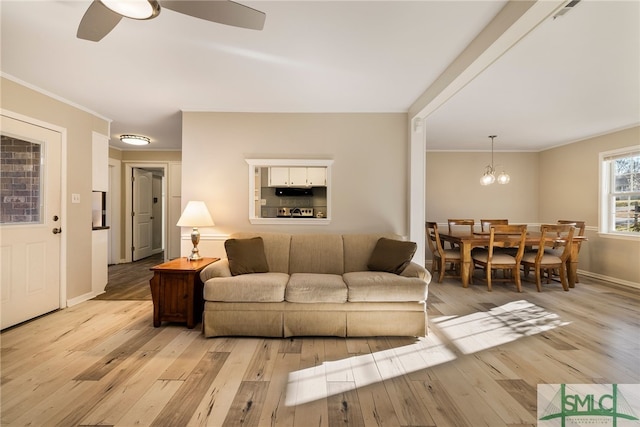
{"left": 93, "top": 253, "right": 163, "bottom": 300}
{"left": 1, "top": 270, "right": 639, "bottom": 426}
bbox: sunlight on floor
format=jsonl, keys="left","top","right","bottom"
{"left": 433, "top": 299, "right": 572, "bottom": 355}
{"left": 285, "top": 333, "right": 456, "bottom": 406}
{"left": 285, "top": 300, "right": 570, "bottom": 406}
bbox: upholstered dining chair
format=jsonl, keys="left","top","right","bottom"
{"left": 471, "top": 224, "right": 527, "bottom": 292}
{"left": 426, "top": 221, "right": 462, "bottom": 283}
{"left": 521, "top": 224, "right": 575, "bottom": 291}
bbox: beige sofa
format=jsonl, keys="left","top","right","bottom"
{"left": 200, "top": 232, "right": 431, "bottom": 338}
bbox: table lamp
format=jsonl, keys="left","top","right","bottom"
{"left": 177, "top": 201, "right": 214, "bottom": 261}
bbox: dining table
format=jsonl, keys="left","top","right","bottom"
{"left": 436, "top": 231, "right": 586, "bottom": 288}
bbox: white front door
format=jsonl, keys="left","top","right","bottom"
{"left": 1, "top": 115, "right": 62, "bottom": 330}
{"left": 132, "top": 168, "right": 153, "bottom": 261}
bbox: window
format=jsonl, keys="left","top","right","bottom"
{"left": 0, "top": 135, "right": 43, "bottom": 224}
{"left": 245, "top": 159, "right": 333, "bottom": 225}
{"left": 600, "top": 147, "right": 640, "bottom": 236}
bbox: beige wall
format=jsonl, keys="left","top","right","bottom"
{"left": 119, "top": 150, "right": 181, "bottom": 162}
{"left": 181, "top": 112, "right": 408, "bottom": 257}
{"left": 1, "top": 77, "right": 110, "bottom": 300}
{"left": 108, "top": 150, "right": 182, "bottom": 261}
{"left": 426, "top": 151, "right": 539, "bottom": 223}
{"left": 539, "top": 126, "right": 640, "bottom": 285}
{"left": 425, "top": 126, "right": 640, "bottom": 286}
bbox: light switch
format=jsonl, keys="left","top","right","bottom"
{"left": 72, "top": 193, "right": 81, "bottom": 203}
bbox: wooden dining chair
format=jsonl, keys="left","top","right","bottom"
{"left": 426, "top": 221, "right": 462, "bottom": 283}
{"left": 556, "top": 220, "right": 585, "bottom": 283}
{"left": 471, "top": 224, "right": 527, "bottom": 292}
{"left": 521, "top": 224, "right": 575, "bottom": 291}
{"left": 480, "top": 219, "right": 508, "bottom": 232}
{"left": 540, "top": 220, "right": 586, "bottom": 284}
{"left": 479, "top": 219, "right": 512, "bottom": 257}
{"left": 447, "top": 219, "right": 475, "bottom": 250}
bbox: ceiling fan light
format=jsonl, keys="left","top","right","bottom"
{"left": 100, "top": 0, "right": 160, "bottom": 20}
{"left": 120, "top": 134, "right": 150, "bottom": 145}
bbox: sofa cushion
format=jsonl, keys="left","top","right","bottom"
{"left": 367, "top": 238, "right": 417, "bottom": 274}
{"left": 343, "top": 233, "right": 400, "bottom": 273}
{"left": 231, "top": 232, "right": 292, "bottom": 273}
{"left": 225, "top": 237, "right": 269, "bottom": 276}
{"left": 203, "top": 272, "right": 289, "bottom": 302}
{"left": 285, "top": 273, "right": 347, "bottom": 303}
{"left": 289, "top": 234, "right": 344, "bottom": 274}
{"left": 343, "top": 271, "right": 427, "bottom": 302}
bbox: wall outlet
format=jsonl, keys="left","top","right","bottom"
{"left": 72, "top": 193, "right": 81, "bottom": 203}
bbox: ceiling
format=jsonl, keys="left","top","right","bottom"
{"left": 1, "top": 1, "right": 638, "bottom": 152}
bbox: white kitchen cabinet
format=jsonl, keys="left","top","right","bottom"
{"left": 306, "top": 167, "right": 326, "bottom": 186}
{"left": 288, "top": 167, "right": 308, "bottom": 186}
{"left": 268, "top": 167, "right": 290, "bottom": 186}
{"left": 268, "top": 167, "right": 327, "bottom": 187}
{"left": 92, "top": 228, "right": 108, "bottom": 296}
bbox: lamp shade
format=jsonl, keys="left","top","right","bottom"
{"left": 177, "top": 201, "right": 214, "bottom": 227}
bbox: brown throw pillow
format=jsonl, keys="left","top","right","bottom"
{"left": 367, "top": 238, "right": 417, "bottom": 275}
{"left": 225, "top": 237, "right": 269, "bottom": 276}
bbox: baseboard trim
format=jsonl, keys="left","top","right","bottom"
{"left": 67, "top": 291, "right": 104, "bottom": 307}
{"left": 577, "top": 270, "right": 640, "bottom": 289}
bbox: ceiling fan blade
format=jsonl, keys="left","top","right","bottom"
{"left": 77, "top": 0, "right": 123, "bottom": 42}
{"left": 161, "top": 0, "right": 265, "bottom": 30}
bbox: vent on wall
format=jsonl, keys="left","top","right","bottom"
{"left": 553, "top": 0, "right": 581, "bottom": 19}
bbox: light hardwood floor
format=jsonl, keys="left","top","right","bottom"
{"left": 1, "top": 272, "right": 638, "bottom": 426}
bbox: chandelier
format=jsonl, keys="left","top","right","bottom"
{"left": 480, "top": 135, "right": 510, "bottom": 185}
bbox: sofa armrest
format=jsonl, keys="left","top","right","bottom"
{"left": 200, "top": 258, "right": 232, "bottom": 282}
{"left": 400, "top": 261, "right": 431, "bottom": 283}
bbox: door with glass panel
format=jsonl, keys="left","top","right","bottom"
{"left": 1, "top": 114, "right": 62, "bottom": 329}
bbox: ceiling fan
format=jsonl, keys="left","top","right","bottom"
{"left": 77, "top": 0, "right": 266, "bottom": 42}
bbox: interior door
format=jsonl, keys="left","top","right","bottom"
{"left": 1, "top": 115, "right": 62, "bottom": 330}
{"left": 151, "top": 174, "right": 163, "bottom": 252}
{"left": 132, "top": 168, "right": 153, "bottom": 261}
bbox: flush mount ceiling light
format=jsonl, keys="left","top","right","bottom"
{"left": 120, "top": 134, "right": 150, "bottom": 146}
{"left": 480, "top": 135, "right": 510, "bottom": 186}
{"left": 100, "top": 0, "right": 160, "bottom": 20}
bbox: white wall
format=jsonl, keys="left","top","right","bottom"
{"left": 181, "top": 112, "right": 408, "bottom": 259}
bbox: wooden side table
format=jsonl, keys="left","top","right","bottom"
{"left": 149, "top": 257, "right": 219, "bottom": 328}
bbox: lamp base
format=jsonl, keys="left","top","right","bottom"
{"left": 186, "top": 227, "right": 202, "bottom": 261}
{"left": 186, "top": 250, "right": 203, "bottom": 261}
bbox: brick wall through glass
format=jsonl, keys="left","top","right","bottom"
{"left": 0, "top": 135, "right": 42, "bottom": 224}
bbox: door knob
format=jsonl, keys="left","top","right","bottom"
{"left": 52, "top": 227, "right": 62, "bottom": 234}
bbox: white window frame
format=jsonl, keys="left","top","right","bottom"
{"left": 599, "top": 146, "right": 640, "bottom": 240}
{"left": 245, "top": 158, "right": 333, "bottom": 225}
